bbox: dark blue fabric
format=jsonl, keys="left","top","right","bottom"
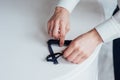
{"left": 113, "top": 38, "right": 120, "bottom": 80}
{"left": 113, "top": 5, "right": 120, "bottom": 80}
{"left": 46, "top": 39, "right": 72, "bottom": 64}
{"left": 113, "top": 6, "right": 119, "bottom": 15}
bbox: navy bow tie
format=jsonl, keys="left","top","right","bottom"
{"left": 46, "top": 39, "right": 72, "bottom": 64}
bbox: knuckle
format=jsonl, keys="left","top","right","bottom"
{"left": 51, "top": 20, "right": 54, "bottom": 24}
{"left": 80, "top": 50, "right": 84, "bottom": 54}
{"left": 72, "top": 59, "right": 79, "bottom": 64}
{"left": 48, "top": 19, "right": 54, "bottom": 24}
{"left": 48, "top": 20, "right": 50, "bottom": 23}
{"left": 75, "top": 61, "right": 80, "bottom": 64}
{"left": 72, "top": 42, "right": 78, "bottom": 48}
{"left": 72, "top": 60, "right": 78, "bottom": 64}
{"left": 67, "top": 57, "right": 72, "bottom": 61}
{"left": 60, "top": 33, "right": 65, "bottom": 37}
{"left": 81, "top": 51, "right": 85, "bottom": 56}
{"left": 72, "top": 43, "right": 76, "bottom": 48}
{"left": 53, "top": 34, "right": 58, "bottom": 38}
{"left": 66, "top": 27, "right": 70, "bottom": 32}
{"left": 48, "top": 19, "right": 52, "bottom": 23}
{"left": 63, "top": 54, "right": 67, "bottom": 58}
{"left": 67, "top": 28, "right": 70, "bottom": 31}
{"left": 84, "top": 54, "right": 89, "bottom": 59}
{"left": 66, "top": 26, "right": 70, "bottom": 30}
{"left": 63, "top": 52, "right": 68, "bottom": 58}
{"left": 55, "top": 20, "right": 59, "bottom": 24}
{"left": 60, "top": 20, "right": 64, "bottom": 24}
{"left": 47, "top": 21, "right": 50, "bottom": 26}
{"left": 72, "top": 61, "right": 76, "bottom": 64}
{"left": 76, "top": 48, "right": 81, "bottom": 52}
{"left": 77, "top": 61, "right": 81, "bottom": 64}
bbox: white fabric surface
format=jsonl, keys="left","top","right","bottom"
{"left": 0, "top": 0, "right": 114, "bottom": 80}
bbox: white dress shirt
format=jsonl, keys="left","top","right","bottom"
{"left": 56, "top": 0, "right": 120, "bottom": 43}
{"left": 56, "top": 0, "right": 120, "bottom": 80}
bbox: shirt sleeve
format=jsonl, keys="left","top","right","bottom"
{"left": 56, "top": 0, "right": 80, "bottom": 13}
{"left": 95, "top": 10, "right": 120, "bottom": 42}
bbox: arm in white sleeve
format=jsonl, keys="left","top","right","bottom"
{"left": 56, "top": 0, "right": 80, "bottom": 13}
{"left": 95, "top": 10, "right": 120, "bottom": 43}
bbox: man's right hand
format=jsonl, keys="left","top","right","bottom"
{"left": 47, "top": 7, "right": 70, "bottom": 46}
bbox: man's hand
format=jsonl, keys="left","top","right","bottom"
{"left": 47, "top": 7, "right": 70, "bottom": 46}
{"left": 63, "top": 29, "right": 103, "bottom": 64}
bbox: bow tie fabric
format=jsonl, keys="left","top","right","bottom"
{"left": 46, "top": 39, "right": 72, "bottom": 64}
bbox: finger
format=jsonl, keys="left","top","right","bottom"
{"left": 47, "top": 21, "right": 50, "bottom": 34}
{"left": 49, "top": 21, "right": 54, "bottom": 37}
{"left": 66, "top": 50, "right": 80, "bottom": 62}
{"left": 74, "top": 53, "right": 89, "bottom": 64}
{"left": 77, "top": 56, "right": 87, "bottom": 64}
{"left": 60, "top": 21, "right": 66, "bottom": 46}
{"left": 63, "top": 44, "right": 74, "bottom": 58}
{"left": 57, "top": 27, "right": 61, "bottom": 38}
{"left": 72, "top": 52, "right": 84, "bottom": 64}
{"left": 65, "top": 24, "right": 70, "bottom": 34}
{"left": 60, "top": 35, "right": 65, "bottom": 46}
{"left": 53, "top": 20, "right": 59, "bottom": 39}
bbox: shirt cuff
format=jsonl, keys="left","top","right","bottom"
{"left": 56, "top": 0, "right": 80, "bottom": 13}
{"left": 95, "top": 17, "right": 120, "bottom": 42}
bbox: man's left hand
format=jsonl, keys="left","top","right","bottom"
{"left": 63, "top": 29, "right": 103, "bottom": 64}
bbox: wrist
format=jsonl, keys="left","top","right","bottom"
{"left": 55, "top": 7, "right": 70, "bottom": 14}
{"left": 90, "top": 29, "right": 103, "bottom": 44}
